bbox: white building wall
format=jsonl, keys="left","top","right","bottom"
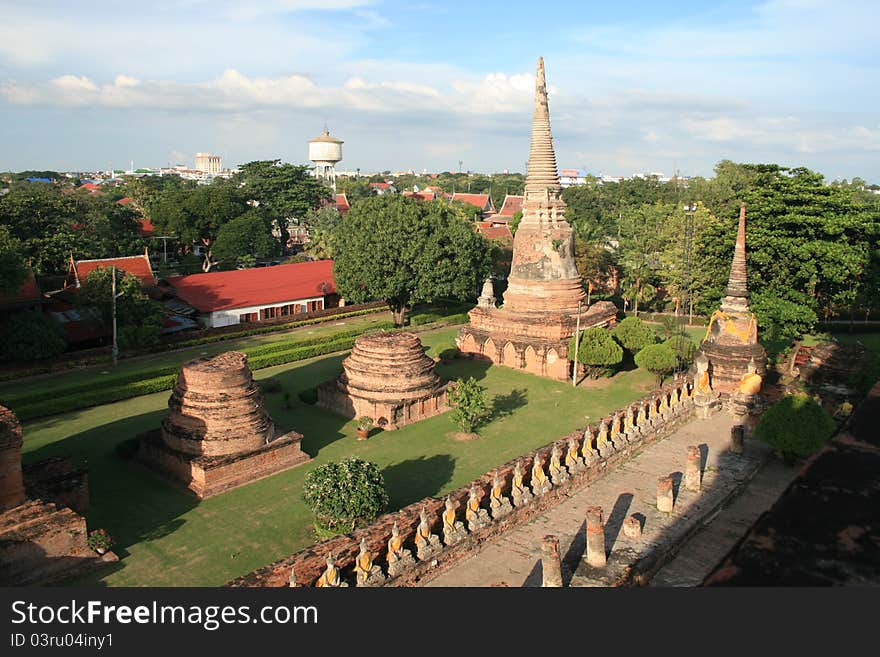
{"left": 206, "top": 296, "right": 325, "bottom": 328}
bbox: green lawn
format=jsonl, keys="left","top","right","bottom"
{"left": 21, "top": 326, "right": 656, "bottom": 587}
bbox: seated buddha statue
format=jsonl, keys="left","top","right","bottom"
{"left": 530, "top": 454, "right": 551, "bottom": 495}
{"left": 315, "top": 553, "right": 347, "bottom": 587}
{"left": 737, "top": 359, "right": 762, "bottom": 396}
{"left": 385, "top": 522, "right": 414, "bottom": 577}
{"left": 442, "top": 496, "right": 467, "bottom": 546}
{"left": 511, "top": 461, "right": 533, "bottom": 507}
{"left": 694, "top": 353, "right": 713, "bottom": 399}
{"left": 548, "top": 444, "right": 568, "bottom": 486}
{"left": 565, "top": 436, "right": 583, "bottom": 472}
{"left": 465, "top": 486, "right": 489, "bottom": 531}
{"left": 353, "top": 538, "right": 384, "bottom": 587}
{"left": 414, "top": 506, "right": 441, "bottom": 559}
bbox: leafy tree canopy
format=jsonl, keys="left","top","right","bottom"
{"left": 77, "top": 267, "right": 163, "bottom": 348}
{"left": 611, "top": 316, "right": 657, "bottom": 353}
{"left": 333, "top": 195, "right": 492, "bottom": 326}
{"left": 212, "top": 210, "right": 278, "bottom": 269}
{"left": 634, "top": 343, "right": 678, "bottom": 385}
{"left": 0, "top": 311, "right": 66, "bottom": 362}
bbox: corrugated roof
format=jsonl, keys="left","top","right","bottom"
{"left": 167, "top": 260, "right": 336, "bottom": 313}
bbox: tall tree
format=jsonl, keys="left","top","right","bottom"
{"left": 76, "top": 268, "right": 164, "bottom": 348}
{"left": 333, "top": 196, "right": 492, "bottom": 326}
{"left": 150, "top": 180, "right": 248, "bottom": 271}
{"left": 212, "top": 210, "right": 279, "bottom": 269}
{"left": 235, "top": 160, "right": 331, "bottom": 247}
{"left": 0, "top": 226, "right": 27, "bottom": 294}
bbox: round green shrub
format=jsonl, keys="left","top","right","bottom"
{"left": 754, "top": 394, "right": 836, "bottom": 461}
{"left": 570, "top": 328, "right": 623, "bottom": 378}
{"left": 664, "top": 335, "right": 697, "bottom": 367}
{"left": 611, "top": 316, "right": 657, "bottom": 353}
{"left": 448, "top": 376, "right": 489, "bottom": 433}
{"left": 634, "top": 343, "right": 678, "bottom": 385}
{"left": 302, "top": 457, "right": 389, "bottom": 535}
{"left": 0, "top": 311, "right": 66, "bottom": 362}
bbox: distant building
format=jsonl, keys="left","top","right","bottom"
{"left": 369, "top": 182, "right": 395, "bottom": 195}
{"left": 166, "top": 260, "right": 337, "bottom": 328}
{"left": 451, "top": 192, "right": 495, "bottom": 216}
{"left": 559, "top": 168, "right": 590, "bottom": 187}
{"left": 335, "top": 193, "right": 350, "bottom": 214}
{"left": 67, "top": 250, "right": 157, "bottom": 289}
{"left": 195, "top": 153, "right": 222, "bottom": 174}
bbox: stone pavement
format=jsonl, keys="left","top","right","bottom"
{"left": 426, "top": 412, "right": 774, "bottom": 587}
{"left": 650, "top": 458, "right": 799, "bottom": 586}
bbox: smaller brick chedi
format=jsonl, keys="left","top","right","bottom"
{"left": 696, "top": 202, "right": 767, "bottom": 394}
{"left": 457, "top": 57, "right": 617, "bottom": 380}
{"left": 317, "top": 331, "right": 450, "bottom": 430}
{"left": 139, "top": 351, "right": 310, "bottom": 498}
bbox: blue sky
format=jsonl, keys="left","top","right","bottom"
{"left": 1, "top": 0, "right": 878, "bottom": 181}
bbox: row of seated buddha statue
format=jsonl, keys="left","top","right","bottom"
{"left": 304, "top": 377, "right": 696, "bottom": 587}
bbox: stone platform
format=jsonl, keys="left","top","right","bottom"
{"left": 0, "top": 499, "right": 116, "bottom": 586}
{"left": 139, "top": 428, "right": 310, "bottom": 499}
{"left": 317, "top": 331, "right": 450, "bottom": 430}
{"left": 138, "top": 351, "right": 310, "bottom": 499}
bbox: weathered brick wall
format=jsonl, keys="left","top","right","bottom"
{"left": 23, "top": 456, "right": 90, "bottom": 514}
{"left": 228, "top": 377, "right": 696, "bottom": 588}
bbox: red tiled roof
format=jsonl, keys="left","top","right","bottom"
{"left": 476, "top": 224, "right": 513, "bottom": 241}
{"left": 74, "top": 253, "right": 156, "bottom": 287}
{"left": 77, "top": 183, "right": 102, "bottom": 193}
{"left": 452, "top": 193, "right": 494, "bottom": 213}
{"left": 117, "top": 197, "right": 134, "bottom": 205}
{"left": 167, "top": 260, "right": 336, "bottom": 313}
{"left": 0, "top": 270, "right": 41, "bottom": 308}
{"left": 498, "top": 195, "right": 524, "bottom": 216}
{"left": 370, "top": 182, "right": 391, "bottom": 189}
{"left": 403, "top": 191, "right": 435, "bottom": 201}
{"left": 335, "top": 193, "right": 350, "bottom": 213}
{"left": 137, "top": 218, "right": 155, "bottom": 237}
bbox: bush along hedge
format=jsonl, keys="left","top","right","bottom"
{"left": 3, "top": 306, "right": 472, "bottom": 422}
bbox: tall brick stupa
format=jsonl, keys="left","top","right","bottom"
{"left": 457, "top": 57, "right": 617, "bottom": 380}
{"left": 696, "top": 202, "right": 767, "bottom": 393}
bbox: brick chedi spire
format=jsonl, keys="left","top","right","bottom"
{"left": 696, "top": 201, "right": 766, "bottom": 394}
{"left": 455, "top": 57, "right": 617, "bottom": 381}
{"left": 523, "top": 57, "right": 561, "bottom": 199}
{"left": 503, "top": 57, "right": 583, "bottom": 313}
{"left": 720, "top": 202, "right": 750, "bottom": 313}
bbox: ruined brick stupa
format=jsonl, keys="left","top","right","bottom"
{"left": 696, "top": 202, "right": 767, "bottom": 394}
{"left": 139, "top": 351, "right": 310, "bottom": 498}
{"left": 1, "top": 405, "right": 110, "bottom": 585}
{"left": 317, "top": 332, "right": 450, "bottom": 430}
{"left": 457, "top": 57, "right": 617, "bottom": 380}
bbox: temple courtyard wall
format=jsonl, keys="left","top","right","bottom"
{"left": 228, "top": 377, "right": 698, "bottom": 587}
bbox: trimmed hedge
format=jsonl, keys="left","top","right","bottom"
{"left": 3, "top": 305, "right": 472, "bottom": 422}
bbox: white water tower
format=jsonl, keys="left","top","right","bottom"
{"left": 308, "top": 127, "right": 343, "bottom": 193}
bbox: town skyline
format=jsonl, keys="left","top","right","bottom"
{"left": 1, "top": 0, "right": 878, "bottom": 181}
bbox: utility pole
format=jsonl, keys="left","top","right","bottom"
{"left": 111, "top": 266, "right": 124, "bottom": 367}
{"left": 572, "top": 299, "right": 582, "bottom": 387}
